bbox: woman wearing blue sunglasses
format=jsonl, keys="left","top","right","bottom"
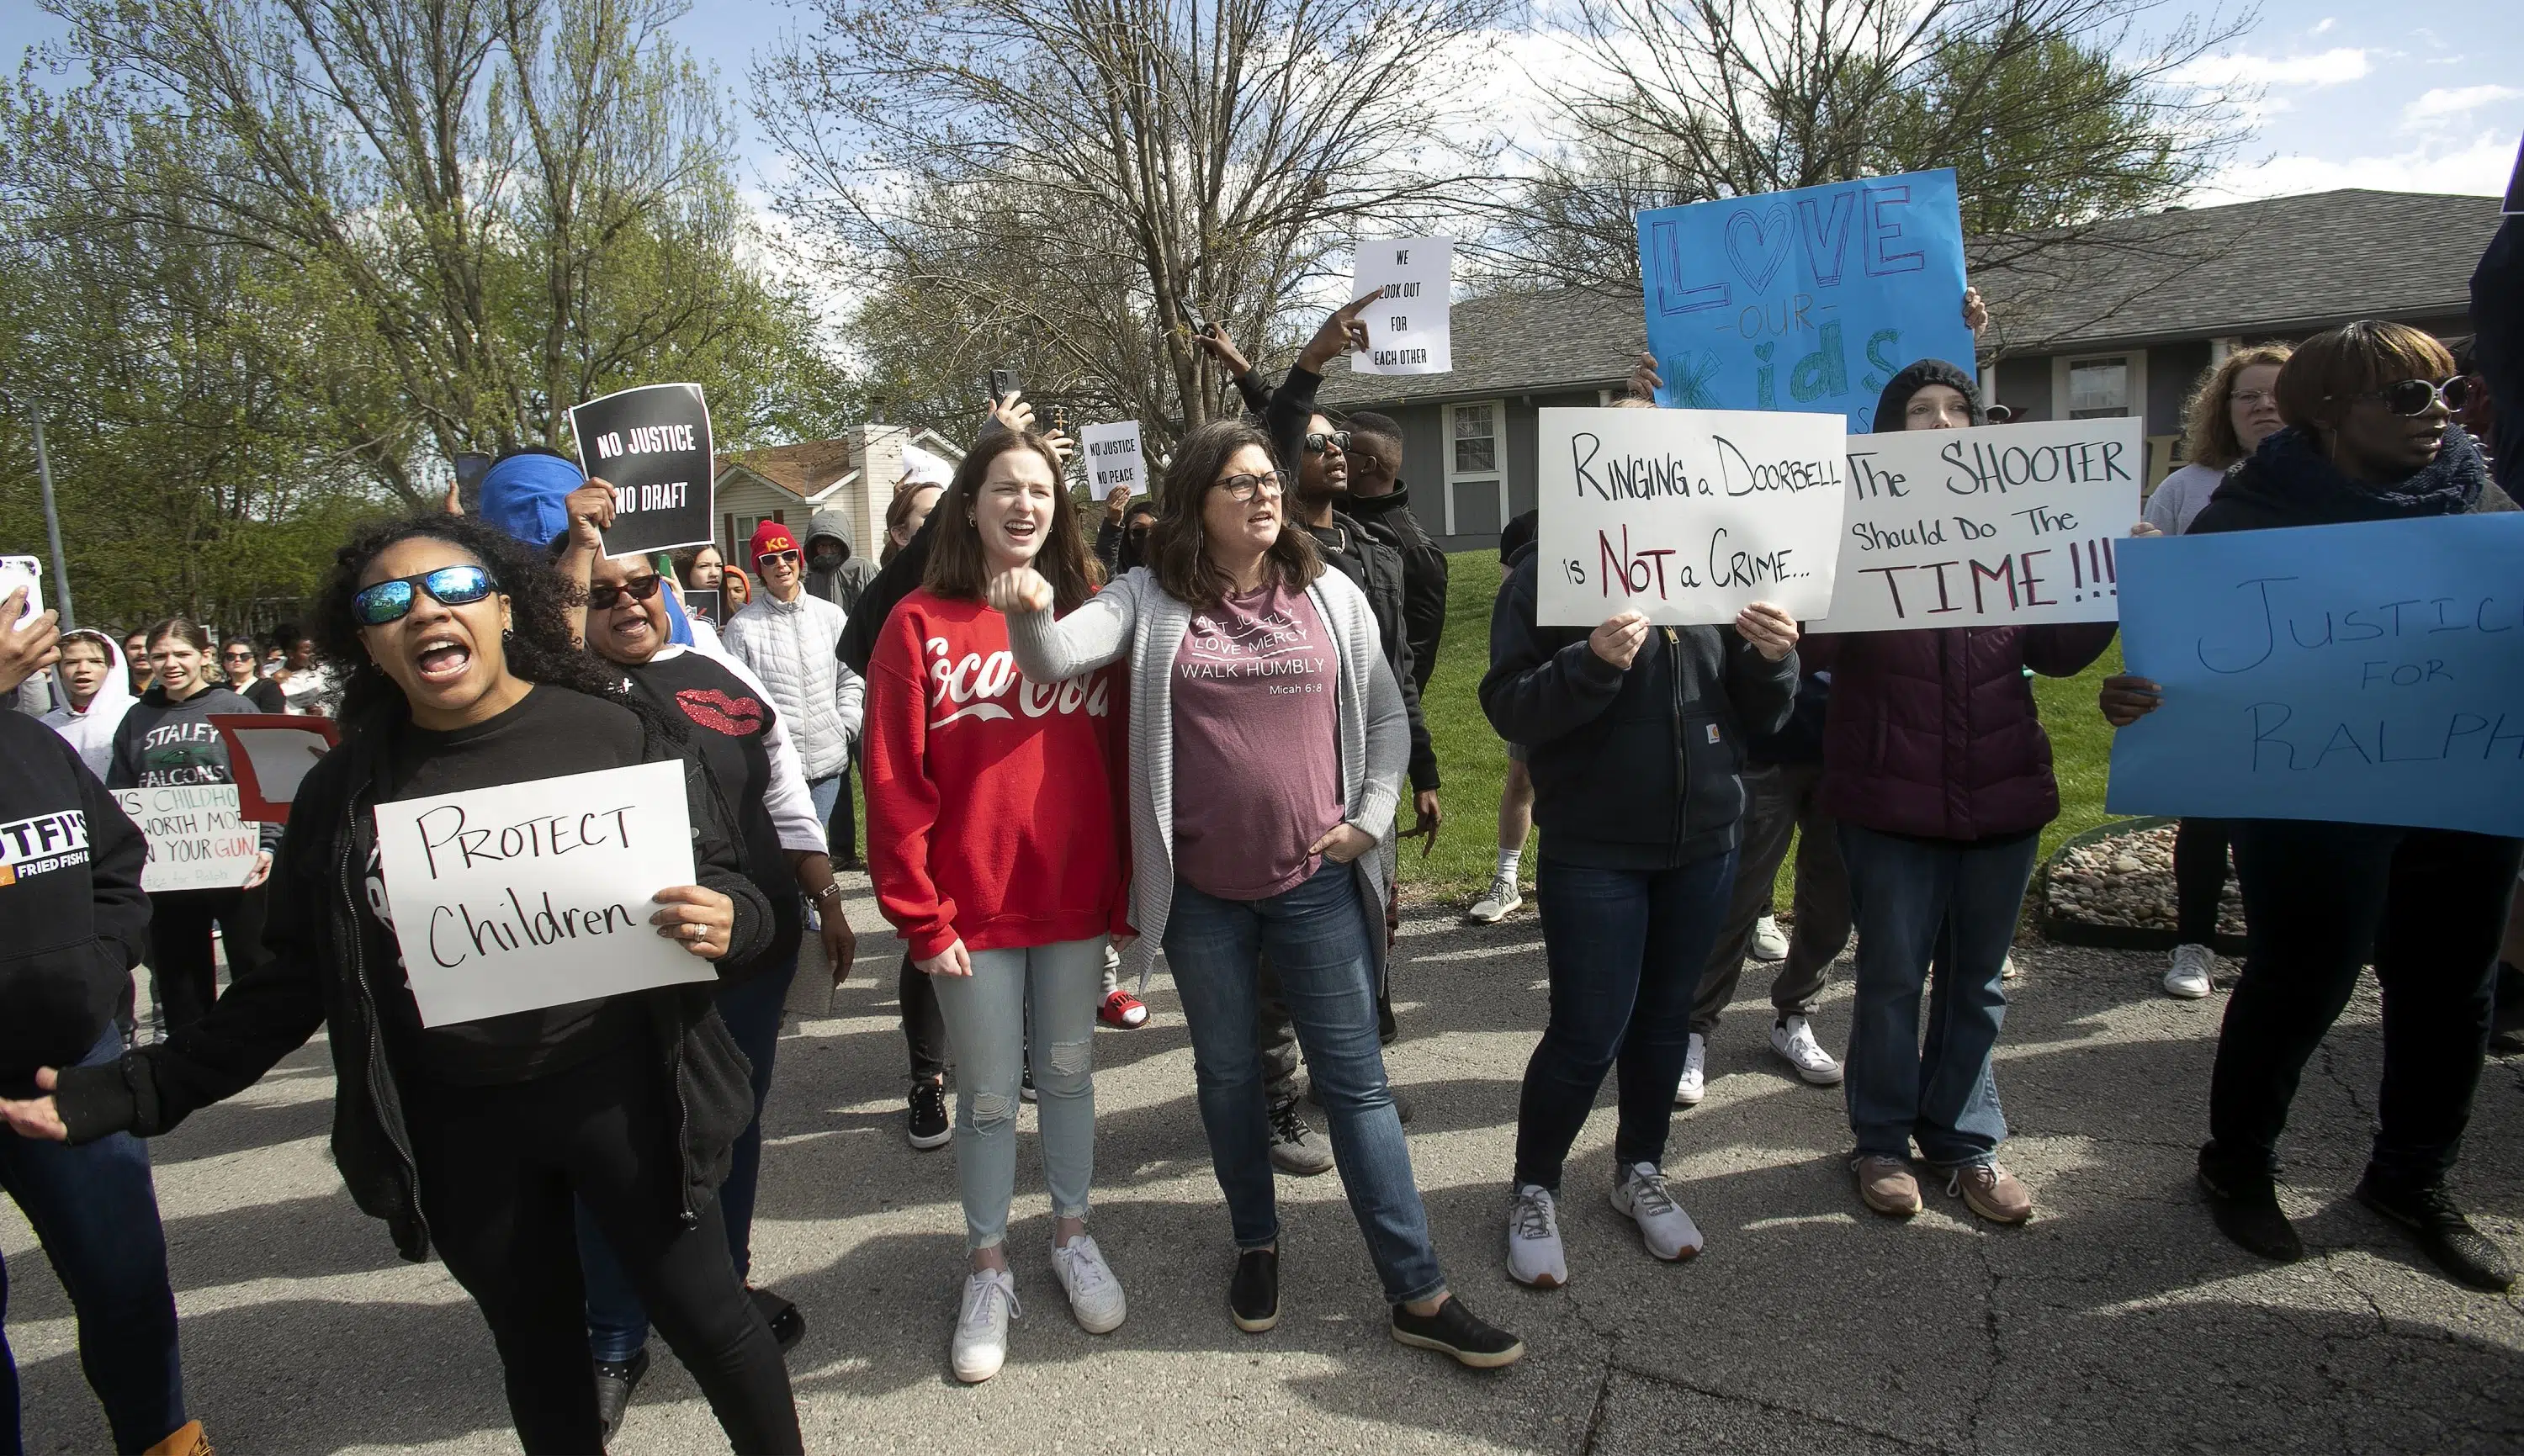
{"left": 1, "top": 514, "right": 804, "bottom": 1453}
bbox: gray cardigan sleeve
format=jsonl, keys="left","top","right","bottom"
{"left": 1004, "top": 569, "right": 1143, "bottom": 680}
{"left": 1349, "top": 640, "right": 1408, "bottom": 844}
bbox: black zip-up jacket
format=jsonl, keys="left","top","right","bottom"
{"left": 50, "top": 690, "right": 771, "bottom": 1263}
{"left": 1345, "top": 485, "right": 1449, "bottom": 694}
{"left": 1480, "top": 548, "right": 1798, "bottom": 868}
{"left": 1, "top": 712, "right": 151, "bottom": 1080}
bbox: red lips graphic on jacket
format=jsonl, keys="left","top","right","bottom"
{"left": 676, "top": 687, "right": 766, "bottom": 737}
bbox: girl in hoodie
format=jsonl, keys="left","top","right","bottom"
{"left": 39, "top": 628, "right": 136, "bottom": 781}
{"left": 2101, "top": 322, "right": 2522, "bottom": 1292}
{"left": 1805, "top": 362, "right": 2124, "bottom": 1228}
{"left": 107, "top": 620, "right": 279, "bottom": 1035}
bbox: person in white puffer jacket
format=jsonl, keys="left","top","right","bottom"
{"left": 722, "top": 520, "right": 866, "bottom": 865}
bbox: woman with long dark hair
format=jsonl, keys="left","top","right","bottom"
{"left": 108, "top": 619, "right": 278, "bottom": 1035}
{"left": 996, "top": 417, "right": 1522, "bottom": 1369}
{"left": 2103, "top": 322, "right": 2522, "bottom": 1291}
{"left": 3, "top": 514, "right": 803, "bottom": 1452}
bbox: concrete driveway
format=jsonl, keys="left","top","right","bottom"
{"left": 8, "top": 882, "right": 2521, "bottom": 1453}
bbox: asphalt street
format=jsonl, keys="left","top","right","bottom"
{"left": 8, "top": 878, "right": 2521, "bottom": 1454}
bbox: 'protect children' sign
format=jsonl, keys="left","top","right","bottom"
{"left": 1535, "top": 406, "right": 1847, "bottom": 627}
{"left": 374, "top": 760, "right": 717, "bottom": 1026}
{"left": 1635, "top": 170, "right": 1974, "bottom": 432}
{"left": 569, "top": 383, "right": 715, "bottom": 555}
{"left": 1815, "top": 416, "right": 2145, "bottom": 631}
{"left": 2104, "top": 513, "right": 2524, "bottom": 838}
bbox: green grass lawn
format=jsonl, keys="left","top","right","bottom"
{"left": 1395, "top": 549, "right": 2129, "bottom": 907}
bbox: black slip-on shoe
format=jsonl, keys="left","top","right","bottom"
{"left": 2198, "top": 1155, "right": 2304, "bottom": 1263}
{"left": 2354, "top": 1176, "right": 2520, "bottom": 1293}
{"left": 1230, "top": 1247, "right": 1280, "bottom": 1332}
{"left": 750, "top": 1285, "right": 806, "bottom": 1353}
{"left": 1390, "top": 1295, "right": 1524, "bottom": 1369}
{"left": 906, "top": 1078, "right": 952, "bottom": 1151}
{"left": 593, "top": 1346, "right": 650, "bottom": 1445}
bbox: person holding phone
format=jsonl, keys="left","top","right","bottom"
{"left": 3, "top": 514, "right": 803, "bottom": 1453}
{"left": 108, "top": 620, "right": 280, "bottom": 1035}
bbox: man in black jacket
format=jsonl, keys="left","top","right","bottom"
{"left": 0, "top": 610, "right": 205, "bottom": 1456}
{"left": 1337, "top": 410, "right": 1448, "bottom": 696}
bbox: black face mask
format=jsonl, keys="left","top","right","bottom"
{"left": 808, "top": 548, "right": 843, "bottom": 573}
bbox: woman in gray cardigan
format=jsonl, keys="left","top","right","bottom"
{"left": 994, "top": 417, "right": 1523, "bottom": 1369}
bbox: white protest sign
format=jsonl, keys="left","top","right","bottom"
{"left": 1351, "top": 238, "right": 1451, "bottom": 375}
{"left": 112, "top": 785, "right": 259, "bottom": 892}
{"left": 1816, "top": 416, "right": 2145, "bottom": 632}
{"left": 1536, "top": 407, "right": 1848, "bottom": 627}
{"left": 1080, "top": 421, "right": 1146, "bottom": 501}
{"left": 373, "top": 760, "right": 713, "bottom": 1027}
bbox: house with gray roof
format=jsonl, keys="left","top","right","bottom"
{"left": 1315, "top": 188, "right": 2498, "bottom": 550}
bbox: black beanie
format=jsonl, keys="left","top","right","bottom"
{"left": 1870, "top": 358, "right": 1986, "bottom": 433}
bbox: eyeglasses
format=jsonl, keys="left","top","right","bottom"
{"left": 588, "top": 574, "right": 664, "bottom": 611}
{"left": 351, "top": 564, "right": 498, "bottom": 627}
{"left": 1212, "top": 471, "right": 1284, "bottom": 503}
{"left": 1303, "top": 431, "right": 1350, "bottom": 455}
{"left": 221, "top": 649, "right": 256, "bottom": 662}
{"left": 2341, "top": 376, "right": 2474, "bottom": 417}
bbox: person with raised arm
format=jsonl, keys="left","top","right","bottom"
{"left": 993, "top": 398, "right": 1524, "bottom": 1369}
{"left": 2100, "top": 322, "right": 2521, "bottom": 1291}
{"left": 3, "top": 515, "right": 802, "bottom": 1453}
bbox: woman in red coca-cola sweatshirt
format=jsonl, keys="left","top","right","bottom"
{"left": 863, "top": 427, "right": 1131, "bottom": 1385}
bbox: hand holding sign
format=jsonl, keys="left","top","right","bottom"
{"left": 1297, "top": 290, "right": 1384, "bottom": 373}
{"left": 1349, "top": 239, "right": 1452, "bottom": 375}
{"left": 650, "top": 884, "right": 736, "bottom": 961}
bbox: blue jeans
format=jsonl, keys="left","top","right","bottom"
{"left": 1162, "top": 860, "right": 1445, "bottom": 1305}
{"left": 2, "top": 1029, "right": 185, "bottom": 1455}
{"left": 1514, "top": 851, "right": 1738, "bottom": 1191}
{"left": 1837, "top": 823, "right": 2039, "bottom": 1166}
{"left": 580, "top": 957, "right": 795, "bottom": 1363}
{"left": 930, "top": 937, "right": 1107, "bottom": 1250}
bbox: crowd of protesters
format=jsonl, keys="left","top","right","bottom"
{"left": 0, "top": 208, "right": 2519, "bottom": 1456}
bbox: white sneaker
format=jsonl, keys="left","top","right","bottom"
{"left": 1748, "top": 913, "right": 1788, "bottom": 961}
{"left": 1504, "top": 1183, "right": 1567, "bottom": 1288}
{"left": 950, "top": 1268, "right": 1020, "bottom": 1383}
{"left": 1468, "top": 872, "right": 1522, "bottom": 924}
{"left": 1051, "top": 1234, "right": 1127, "bottom": 1334}
{"left": 2164, "top": 943, "right": 2215, "bottom": 999}
{"left": 1673, "top": 1032, "right": 1706, "bottom": 1106}
{"left": 1768, "top": 1014, "right": 1843, "bottom": 1085}
{"left": 1999, "top": 955, "right": 2022, "bottom": 982}
{"left": 1610, "top": 1162, "right": 1704, "bottom": 1261}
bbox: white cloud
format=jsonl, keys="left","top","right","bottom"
{"left": 2193, "top": 129, "right": 2518, "bottom": 202}
{"left": 2402, "top": 84, "right": 2522, "bottom": 124}
{"left": 2171, "top": 46, "right": 2371, "bottom": 88}
{"left": 2310, "top": 17, "right": 2334, "bottom": 34}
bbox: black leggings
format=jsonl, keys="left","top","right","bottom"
{"left": 146, "top": 886, "right": 266, "bottom": 1035}
{"left": 2172, "top": 818, "right": 2232, "bottom": 945}
{"left": 408, "top": 1044, "right": 800, "bottom": 1454}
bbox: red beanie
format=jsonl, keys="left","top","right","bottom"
{"left": 750, "top": 521, "right": 801, "bottom": 563}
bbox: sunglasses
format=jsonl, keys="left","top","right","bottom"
{"left": 588, "top": 574, "right": 664, "bottom": 611}
{"left": 1213, "top": 471, "right": 1285, "bottom": 503}
{"left": 1303, "top": 430, "right": 1350, "bottom": 454}
{"left": 352, "top": 564, "right": 498, "bottom": 627}
{"left": 757, "top": 548, "right": 799, "bottom": 566}
{"left": 221, "top": 649, "right": 256, "bottom": 661}
{"left": 2346, "top": 376, "right": 2474, "bottom": 417}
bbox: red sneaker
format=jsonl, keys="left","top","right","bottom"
{"left": 1098, "top": 988, "right": 1148, "bottom": 1029}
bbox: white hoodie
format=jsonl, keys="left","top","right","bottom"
{"left": 38, "top": 629, "right": 136, "bottom": 781}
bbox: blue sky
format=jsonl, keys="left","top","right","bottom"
{"left": 4, "top": 0, "right": 2518, "bottom": 202}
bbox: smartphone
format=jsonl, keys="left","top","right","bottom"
{"left": 986, "top": 368, "right": 1021, "bottom": 405}
{"left": 0, "top": 555, "right": 41, "bottom": 627}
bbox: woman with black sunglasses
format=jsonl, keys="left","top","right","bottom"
{"left": 3, "top": 514, "right": 803, "bottom": 1453}
{"left": 2100, "top": 321, "right": 2522, "bottom": 1292}
{"left": 108, "top": 619, "right": 279, "bottom": 1034}
{"left": 218, "top": 634, "right": 287, "bottom": 712}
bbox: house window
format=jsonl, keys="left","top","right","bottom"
{"left": 727, "top": 510, "right": 785, "bottom": 564}
{"left": 2067, "top": 357, "right": 2132, "bottom": 418}
{"left": 1445, "top": 401, "right": 1507, "bottom": 537}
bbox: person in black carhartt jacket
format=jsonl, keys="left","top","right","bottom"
{"left": 2, "top": 515, "right": 803, "bottom": 1455}
{"left": 1479, "top": 536, "right": 1800, "bottom": 1285}
{"left": 0, "top": 615, "right": 209, "bottom": 1456}
{"left": 1338, "top": 410, "right": 1449, "bottom": 695}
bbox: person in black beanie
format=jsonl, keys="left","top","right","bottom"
{"left": 2101, "top": 321, "right": 2521, "bottom": 1292}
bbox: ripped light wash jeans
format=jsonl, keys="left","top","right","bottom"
{"left": 929, "top": 935, "right": 1108, "bottom": 1251}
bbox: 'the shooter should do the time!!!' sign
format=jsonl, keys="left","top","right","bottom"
{"left": 569, "top": 382, "right": 716, "bottom": 555}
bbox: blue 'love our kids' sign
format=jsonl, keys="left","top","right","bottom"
{"left": 1635, "top": 170, "right": 1974, "bottom": 433}
{"left": 2104, "top": 513, "right": 2524, "bottom": 839}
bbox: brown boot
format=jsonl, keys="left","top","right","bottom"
{"left": 143, "top": 1421, "right": 213, "bottom": 1456}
